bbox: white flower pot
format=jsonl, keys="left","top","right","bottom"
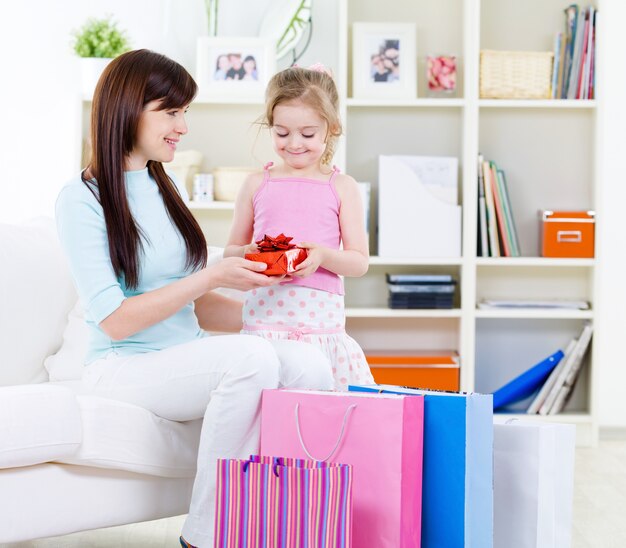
{"left": 80, "top": 57, "right": 113, "bottom": 97}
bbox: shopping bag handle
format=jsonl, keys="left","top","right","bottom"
{"left": 295, "top": 403, "right": 356, "bottom": 462}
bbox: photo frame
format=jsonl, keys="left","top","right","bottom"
{"left": 196, "top": 37, "right": 276, "bottom": 100}
{"left": 352, "top": 23, "right": 417, "bottom": 100}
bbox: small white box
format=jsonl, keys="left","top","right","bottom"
{"left": 378, "top": 155, "right": 461, "bottom": 258}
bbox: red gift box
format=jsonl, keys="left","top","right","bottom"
{"left": 245, "top": 234, "right": 307, "bottom": 276}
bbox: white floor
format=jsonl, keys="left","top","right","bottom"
{"left": 3, "top": 438, "right": 626, "bottom": 548}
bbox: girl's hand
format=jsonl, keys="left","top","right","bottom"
{"left": 207, "top": 257, "right": 287, "bottom": 291}
{"left": 293, "top": 242, "right": 326, "bottom": 277}
{"left": 243, "top": 242, "right": 259, "bottom": 255}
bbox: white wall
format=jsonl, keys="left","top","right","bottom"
{"left": 0, "top": 0, "right": 207, "bottom": 223}
{"left": 0, "top": 0, "right": 624, "bottom": 428}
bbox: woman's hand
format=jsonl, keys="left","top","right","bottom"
{"left": 292, "top": 242, "right": 326, "bottom": 277}
{"left": 206, "top": 256, "right": 288, "bottom": 291}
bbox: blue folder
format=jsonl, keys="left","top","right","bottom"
{"left": 349, "top": 384, "right": 493, "bottom": 548}
{"left": 492, "top": 349, "right": 564, "bottom": 410}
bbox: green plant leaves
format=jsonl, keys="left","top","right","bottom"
{"left": 72, "top": 16, "right": 131, "bottom": 58}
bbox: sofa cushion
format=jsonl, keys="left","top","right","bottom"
{"left": 0, "top": 218, "right": 77, "bottom": 385}
{"left": 44, "top": 301, "right": 88, "bottom": 381}
{"left": 0, "top": 384, "right": 82, "bottom": 468}
{"left": 55, "top": 382, "right": 201, "bottom": 478}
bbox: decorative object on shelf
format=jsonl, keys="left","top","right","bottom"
{"left": 480, "top": 50, "right": 554, "bottom": 99}
{"left": 204, "top": 0, "right": 219, "bottom": 36}
{"left": 165, "top": 150, "right": 203, "bottom": 197}
{"left": 352, "top": 22, "right": 416, "bottom": 100}
{"left": 72, "top": 15, "right": 131, "bottom": 96}
{"left": 195, "top": 37, "right": 276, "bottom": 99}
{"left": 426, "top": 55, "right": 457, "bottom": 96}
{"left": 378, "top": 155, "right": 461, "bottom": 258}
{"left": 192, "top": 173, "right": 214, "bottom": 202}
{"left": 258, "top": 0, "right": 313, "bottom": 63}
{"left": 212, "top": 166, "right": 256, "bottom": 201}
{"left": 540, "top": 210, "right": 595, "bottom": 258}
{"left": 244, "top": 233, "right": 307, "bottom": 276}
{"left": 386, "top": 273, "right": 457, "bottom": 310}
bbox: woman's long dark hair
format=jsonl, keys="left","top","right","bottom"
{"left": 84, "top": 49, "right": 207, "bottom": 289}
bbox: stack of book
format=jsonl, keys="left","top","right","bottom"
{"left": 386, "top": 274, "right": 457, "bottom": 309}
{"left": 551, "top": 5, "right": 596, "bottom": 100}
{"left": 477, "top": 154, "right": 520, "bottom": 257}
{"left": 491, "top": 322, "right": 593, "bottom": 414}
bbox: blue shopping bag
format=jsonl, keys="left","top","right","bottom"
{"left": 350, "top": 384, "right": 493, "bottom": 548}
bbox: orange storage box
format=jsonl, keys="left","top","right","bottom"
{"left": 366, "top": 352, "right": 460, "bottom": 391}
{"left": 541, "top": 210, "right": 595, "bottom": 258}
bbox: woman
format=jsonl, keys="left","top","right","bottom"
{"left": 55, "top": 49, "right": 333, "bottom": 548}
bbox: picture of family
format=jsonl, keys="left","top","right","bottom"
{"left": 213, "top": 53, "right": 258, "bottom": 81}
{"left": 369, "top": 39, "right": 400, "bottom": 83}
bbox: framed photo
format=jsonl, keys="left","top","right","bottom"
{"left": 352, "top": 23, "right": 417, "bottom": 100}
{"left": 196, "top": 37, "right": 276, "bottom": 100}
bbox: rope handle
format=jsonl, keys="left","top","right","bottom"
{"left": 295, "top": 402, "right": 356, "bottom": 462}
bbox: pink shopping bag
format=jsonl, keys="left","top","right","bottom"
{"left": 214, "top": 455, "right": 353, "bottom": 548}
{"left": 260, "top": 389, "right": 424, "bottom": 548}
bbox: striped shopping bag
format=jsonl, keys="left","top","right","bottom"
{"left": 214, "top": 455, "right": 353, "bottom": 548}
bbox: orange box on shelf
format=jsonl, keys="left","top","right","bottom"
{"left": 540, "top": 210, "right": 595, "bottom": 258}
{"left": 366, "top": 352, "right": 460, "bottom": 391}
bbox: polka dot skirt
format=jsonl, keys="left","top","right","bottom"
{"left": 242, "top": 285, "right": 375, "bottom": 391}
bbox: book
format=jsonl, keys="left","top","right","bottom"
{"left": 477, "top": 154, "right": 489, "bottom": 257}
{"left": 482, "top": 159, "right": 500, "bottom": 257}
{"left": 548, "top": 324, "right": 593, "bottom": 414}
{"left": 556, "top": 30, "right": 567, "bottom": 99}
{"left": 489, "top": 161, "right": 511, "bottom": 256}
{"left": 567, "top": 6, "right": 586, "bottom": 99}
{"left": 562, "top": 4, "right": 579, "bottom": 98}
{"left": 387, "top": 273, "right": 453, "bottom": 284}
{"left": 527, "top": 339, "right": 577, "bottom": 414}
{"left": 496, "top": 169, "right": 520, "bottom": 256}
{"left": 539, "top": 323, "right": 593, "bottom": 415}
{"left": 551, "top": 32, "right": 562, "bottom": 99}
{"left": 478, "top": 299, "right": 590, "bottom": 310}
{"left": 492, "top": 349, "right": 565, "bottom": 410}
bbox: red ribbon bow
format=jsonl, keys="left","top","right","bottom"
{"left": 256, "top": 233, "right": 296, "bottom": 252}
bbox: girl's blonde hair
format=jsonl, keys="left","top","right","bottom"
{"left": 264, "top": 66, "right": 342, "bottom": 166}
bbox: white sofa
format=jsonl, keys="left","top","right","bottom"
{"left": 0, "top": 219, "right": 203, "bottom": 543}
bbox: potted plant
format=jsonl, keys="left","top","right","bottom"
{"left": 72, "top": 15, "right": 131, "bottom": 95}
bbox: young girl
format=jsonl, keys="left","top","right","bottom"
{"left": 225, "top": 65, "right": 375, "bottom": 390}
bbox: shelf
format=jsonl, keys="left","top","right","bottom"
{"left": 479, "top": 99, "right": 597, "bottom": 109}
{"left": 186, "top": 201, "right": 234, "bottom": 211}
{"left": 369, "top": 256, "right": 462, "bottom": 266}
{"left": 346, "top": 98, "right": 465, "bottom": 108}
{"left": 346, "top": 308, "right": 462, "bottom": 318}
{"left": 475, "top": 257, "right": 595, "bottom": 267}
{"left": 475, "top": 308, "right": 593, "bottom": 320}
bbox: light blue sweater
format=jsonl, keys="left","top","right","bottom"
{"left": 55, "top": 168, "right": 204, "bottom": 364}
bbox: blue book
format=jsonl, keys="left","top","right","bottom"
{"left": 492, "top": 349, "right": 565, "bottom": 410}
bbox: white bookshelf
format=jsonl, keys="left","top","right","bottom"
{"left": 77, "top": 0, "right": 601, "bottom": 445}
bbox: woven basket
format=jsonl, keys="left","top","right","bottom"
{"left": 480, "top": 50, "right": 554, "bottom": 99}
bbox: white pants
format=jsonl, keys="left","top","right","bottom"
{"left": 82, "top": 334, "right": 334, "bottom": 548}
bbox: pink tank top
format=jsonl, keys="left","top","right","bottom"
{"left": 252, "top": 162, "right": 344, "bottom": 295}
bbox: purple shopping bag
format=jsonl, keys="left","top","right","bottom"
{"left": 260, "top": 389, "right": 424, "bottom": 548}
